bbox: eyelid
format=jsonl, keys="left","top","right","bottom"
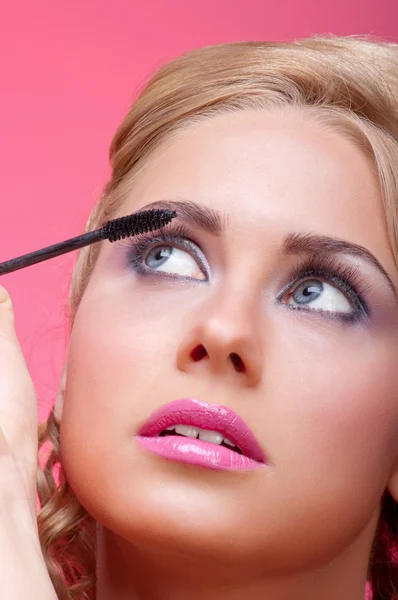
{"left": 122, "top": 222, "right": 196, "bottom": 248}
{"left": 277, "top": 255, "right": 372, "bottom": 320}
{"left": 123, "top": 222, "right": 211, "bottom": 280}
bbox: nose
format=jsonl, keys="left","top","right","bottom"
{"left": 176, "top": 288, "right": 263, "bottom": 387}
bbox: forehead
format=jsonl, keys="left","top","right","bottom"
{"left": 119, "top": 109, "right": 394, "bottom": 269}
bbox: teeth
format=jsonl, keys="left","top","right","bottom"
{"left": 174, "top": 424, "right": 200, "bottom": 438}
{"left": 223, "top": 437, "right": 236, "bottom": 448}
{"left": 198, "top": 429, "right": 224, "bottom": 445}
{"left": 161, "top": 424, "right": 239, "bottom": 450}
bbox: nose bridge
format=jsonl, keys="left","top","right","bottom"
{"left": 200, "top": 281, "right": 260, "bottom": 345}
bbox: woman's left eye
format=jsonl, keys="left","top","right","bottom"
{"left": 143, "top": 244, "right": 206, "bottom": 280}
{"left": 282, "top": 278, "right": 352, "bottom": 313}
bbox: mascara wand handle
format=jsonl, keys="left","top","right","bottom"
{"left": 0, "top": 230, "right": 103, "bottom": 276}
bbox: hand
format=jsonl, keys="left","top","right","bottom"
{"left": 0, "top": 285, "right": 57, "bottom": 599}
{"left": 0, "top": 285, "right": 40, "bottom": 532}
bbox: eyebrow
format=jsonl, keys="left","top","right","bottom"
{"left": 140, "top": 199, "right": 227, "bottom": 235}
{"left": 139, "top": 199, "right": 398, "bottom": 299}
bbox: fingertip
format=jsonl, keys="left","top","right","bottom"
{"left": 0, "top": 285, "right": 14, "bottom": 319}
{"left": 0, "top": 285, "right": 10, "bottom": 304}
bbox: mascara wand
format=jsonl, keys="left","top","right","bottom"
{"left": 0, "top": 208, "right": 177, "bottom": 276}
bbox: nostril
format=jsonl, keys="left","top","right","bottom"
{"left": 230, "top": 353, "right": 245, "bottom": 373}
{"left": 191, "top": 344, "right": 208, "bottom": 362}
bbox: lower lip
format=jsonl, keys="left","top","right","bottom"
{"left": 135, "top": 436, "right": 264, "bottom": 471}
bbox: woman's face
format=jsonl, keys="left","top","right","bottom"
{"left": 60, "top": 108, "right": 398, "bottom": 574}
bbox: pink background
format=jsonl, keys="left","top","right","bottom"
{"left": 0, "top": 0, "right": 397, "bottom": 425}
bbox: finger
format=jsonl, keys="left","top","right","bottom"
{"left": 0, "top": 284, "right": 16, "bottom": 334}
{"left": 0, "top": 285, "right": 38, "bottom": 462}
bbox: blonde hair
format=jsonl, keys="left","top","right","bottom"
{"left": 37, "top": 34, "right": 398, "bottom": 599}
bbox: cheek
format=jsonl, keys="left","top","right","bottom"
{"left": 65, "top": 280, "right": 188, "bottom": 391}
{"left": 61, "top": 293, "right": 174, "bottom": 429}
{"left": 59, "top": 287, "right": 188, "bottom": 512}
{"left": 263, "top": 320, "right": 398, "bottom": 514}
{"left": 229, "top": 322, "right": 398, "bottom": 568}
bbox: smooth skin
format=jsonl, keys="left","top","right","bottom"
{"left": 2, "top": 108, "right": 398, "bottom": 599}
{"left": 59, "top": 108, "right": 398, "bottom": 599}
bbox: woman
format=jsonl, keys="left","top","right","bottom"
{"left": 0, "top": 34, "right": 397, "bottom": 600}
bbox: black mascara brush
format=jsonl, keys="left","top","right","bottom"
{"left": 0, "top": 208, "right": 177, "bottom": 276}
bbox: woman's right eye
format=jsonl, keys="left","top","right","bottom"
{"left": 143, "top": 244, "right": 207, "bottom": 280}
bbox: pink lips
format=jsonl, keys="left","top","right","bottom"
{"left": 135, "top": 398, "right": 266, "bottom": 471}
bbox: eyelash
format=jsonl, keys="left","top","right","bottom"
{"left": 122, "top": 227, "right": 372, "bottom": 323}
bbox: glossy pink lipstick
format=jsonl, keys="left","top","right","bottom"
{"left": 135, "top": 398, "right": 266, "bottom": 471}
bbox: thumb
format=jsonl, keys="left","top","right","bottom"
{"left": 0, "top": 284, "right": 38, "bottom": 476}
{"left": 0, "top": 284, "right": 16, "bottom": 336}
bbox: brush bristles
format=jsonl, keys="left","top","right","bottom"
{"left": 101, "top": 209, "right": 177, "bottom": 242}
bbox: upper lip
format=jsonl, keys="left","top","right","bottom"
{"left": 137, "top": 398, "right": 266, "bottom": 463}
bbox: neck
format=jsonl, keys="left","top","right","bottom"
{"left": 95, "top": 518, "right": 376, "bottom": 600}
